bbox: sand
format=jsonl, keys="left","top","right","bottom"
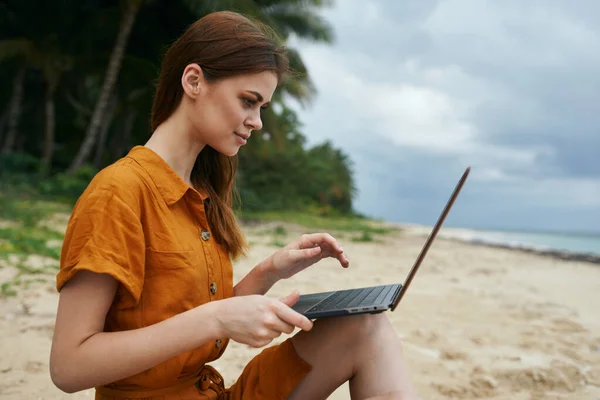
{"left": 1, "top": 220, "right": 599, "bottom": 399}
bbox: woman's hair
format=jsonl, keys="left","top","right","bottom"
{"left": 151, "top": 11, "right": 289, "bottom": 259}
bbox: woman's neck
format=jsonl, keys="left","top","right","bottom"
{"left": 145, "top": 112, "right": 205, "bottom": 187}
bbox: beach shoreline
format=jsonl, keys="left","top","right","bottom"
{"left": 396, "top": 222, "right": 600, "bottom": 265}
{"left": 1, "top": 219, "right": 599, "bottom": 399}
{"left": 450, "top": 239, "right": 600, "bottom": 265}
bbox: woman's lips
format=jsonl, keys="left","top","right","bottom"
{"left": 234, "top": 132, "right": 249, "bottom": 144}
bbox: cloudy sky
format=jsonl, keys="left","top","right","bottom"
{"left": 289, "top": 0, "right": 600, "bottom": 233}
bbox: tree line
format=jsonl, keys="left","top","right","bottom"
{"left": 0, "top": 0, "right": 356, "bottom": 214}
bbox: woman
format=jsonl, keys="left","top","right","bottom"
{"left": 50, "top": 11, "right": 420, "bottom": 400}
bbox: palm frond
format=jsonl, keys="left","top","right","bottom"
{"left": 281, "top": 47, "right": 316, "bottom": 104}
{"left": 267, "top": 7, "right": 333, "bottom": 42}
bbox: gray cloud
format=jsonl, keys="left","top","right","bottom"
{"left": 290, "top": 0, "right": 600, "bottom": 232}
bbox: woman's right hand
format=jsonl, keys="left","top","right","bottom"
{"left": 214, "top": 291, "right": 313, "bottom": 348}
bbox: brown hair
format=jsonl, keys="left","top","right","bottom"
{"left": 151, "top": 11, "right": 289, "bottom": 259}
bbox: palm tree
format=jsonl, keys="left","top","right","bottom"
{"left": 68, "top": 0, "right": 333, "bottom": 171}
{"left": 1, "top": 66, "right": 25, "bottom": 155}
{"left": 0, "top": 37, "right": 72, "bottom": 170}
{"left": 68, "top": 0, "right": 143, "bottom": 173}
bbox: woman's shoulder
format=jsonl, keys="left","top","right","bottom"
{"left": 92, "top": 157, "right": 146, "bottom": 191}
{"left": 75, "top": 157, "right": 151, "bottom": 215}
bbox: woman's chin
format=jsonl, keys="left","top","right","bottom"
{"left": 208, "top": 139, "right": 245, "bottom": 157}
{"left": 215, "top": 146, "right": 241, "bottom": 157}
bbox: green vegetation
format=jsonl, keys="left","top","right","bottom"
{"left": 0, "top": 226, "right": 62, "bottom": 261}
{"left": 0, "top": 1, "right": 356, "bottom": 216}
{"left": 1, "top": 281, "right": 18, "bottom": 297}
{"left": 0, "top": 192, "right": 71, "bottom": 227}
{"left": 241, "top": 210, "right": 397, "bottom": 235}
{"left": 0, "top": 1, "right": 394, "bottom": 297}
{"left": 0, "top": 194, "right": 65, "bottom": 297}
{"left": 351, "top": 231, "right": 376, "bottom": 243}
{"left": 273, "top": 225, "right": 288, "bottom": 237}
{"left": 269, "top": 239, "right": 287, "bottom": 248}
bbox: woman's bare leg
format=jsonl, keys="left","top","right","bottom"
{"left": 288, "top": 313, "right": 420, "bottom": 400}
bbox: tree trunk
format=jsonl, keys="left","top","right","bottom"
{"left": 68, "top": 0, "right": 142, "bottom": 173}
{"left": 93, "top": 94, "right": 117, "bottom": 169}
{"left": 1, "top": 67, "right": 25, "bottom": 154}
{"left": 40, "top": 86, "right": 55, "bottom": 172}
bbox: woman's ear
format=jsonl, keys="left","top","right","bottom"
{"left": 181, "top": 63, "right": 203, "bottom": 98}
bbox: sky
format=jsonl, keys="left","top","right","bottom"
{"left": 288, "top": 0, "right": 600, "bottom": 233}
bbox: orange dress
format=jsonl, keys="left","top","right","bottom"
{"left": 56, "top": 146, "right": 311, "bottom": 399}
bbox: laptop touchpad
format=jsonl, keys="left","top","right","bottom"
{"left": 292, "top": 292, "right": 333, "bottom": 313}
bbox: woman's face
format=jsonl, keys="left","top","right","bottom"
{"left": 186, "top": 68, "right": 278, "bottom": 157}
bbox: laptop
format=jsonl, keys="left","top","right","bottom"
{"left": 291, "top": 167, "right": 471, "bottom": 319}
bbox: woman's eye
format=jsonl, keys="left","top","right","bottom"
{"left": 243, "top": 98, "right": 256, "bottom": 107}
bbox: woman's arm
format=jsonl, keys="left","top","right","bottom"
{"left": 50, "top": 270, "right": 222, "bottom": 393}
{"left": 233, "top": 257, "right": 277, "bottom": 296}
{"left": 233, "top": 233, "right": 349, "bottom": 297}
{"left": 51, "top": 268, "right": 312, "bottom": 394}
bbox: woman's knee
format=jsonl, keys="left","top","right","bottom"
{"left": 329, "top": 312, "right": 393, "bottom": 342}
{"left": 294, "top": 312, "right": 396, "bottom": 352}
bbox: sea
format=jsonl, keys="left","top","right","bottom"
{"left": 442, "top": 228, "right": 600, "bottom": 256}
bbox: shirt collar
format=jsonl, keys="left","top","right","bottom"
{"left": 126, "top": 145, "right": 209, "bottom": 205}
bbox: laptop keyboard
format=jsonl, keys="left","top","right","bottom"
{"left": 307, "top": 285, "right": 393, "bottom": 312}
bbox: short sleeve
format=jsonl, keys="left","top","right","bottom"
{"left": 57, "top": 189, "right": 145, "bottom": 307}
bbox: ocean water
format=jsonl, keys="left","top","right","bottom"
{"left": 443, "top": 229, "right": 600, "bottom": 256}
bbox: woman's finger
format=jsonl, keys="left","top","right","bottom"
{"left": 296, "top": 234, "right": 318, "bottom": 250}
{"left": 265, "top": 317, "right": 296, "bottom": 335}
{"left": 288, "top": 247, "right": 321, "bottom": 262}
{"left": 274, "top": 303, "right": 313, "bottom": 331}
{"left": 321, "top": 241, "right": 342, "bottom": 256}
{"left": 299, "top": 237, "right": 349, "bottom": 266}
{"left": 317, "top": 245, "right": 349, "bottom": 267}
{"left": 337, "top": 252, "right": 350, "bottom": 267}
{"left": 312, "top": 240, "right": 349, "bottom": 266}
{"left": 298, "top": 233, "right": 343, "bottom": 252}
{"left": 255, "top": 328, "right": 282, "bottom": 341}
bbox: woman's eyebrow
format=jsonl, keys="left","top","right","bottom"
{"left": 247, "top": 91, "right": 270, "bottom": 105}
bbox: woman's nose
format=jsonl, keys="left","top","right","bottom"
{"left": 245, "top": 110, "right": 263, "bottom": 131}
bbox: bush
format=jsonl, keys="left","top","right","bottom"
{"left": 0, "top": 152, "right": 42, "bottom": 176}
{"left": 39, "top": 165, "right": 97, "bottom": 199}
{"left": 1, "top": 152, "right": 97, "bottom": 201}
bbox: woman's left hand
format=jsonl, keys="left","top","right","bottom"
{"left": 265, "top": 233, "right": 350, "bottom": 282}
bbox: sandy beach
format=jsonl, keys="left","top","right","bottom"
{"left": 1, "top": 218, "right": 599, "bottom": 399}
